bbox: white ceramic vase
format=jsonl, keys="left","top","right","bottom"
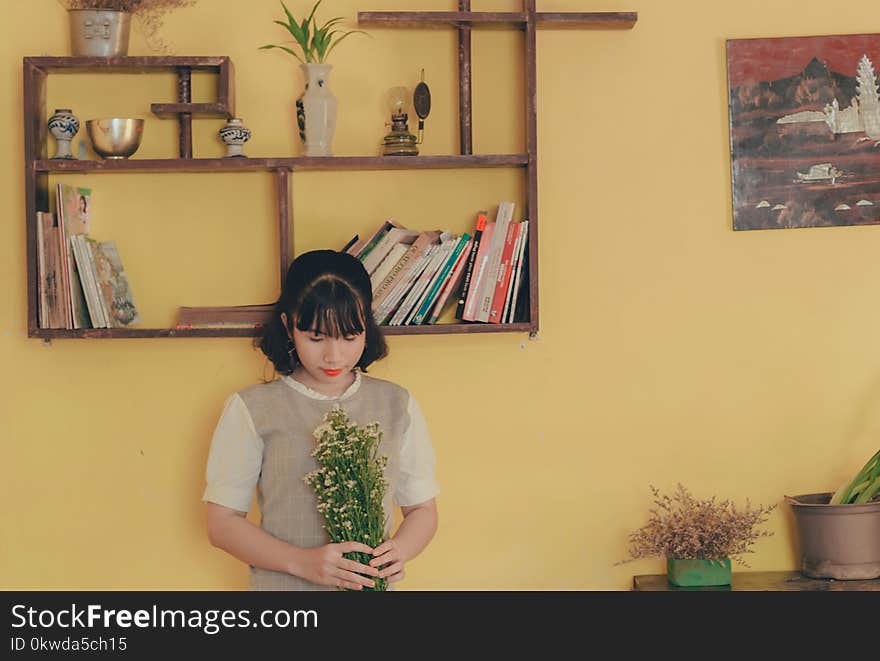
{"left": 296, "top": 63, "right": 337, "bottom": 157}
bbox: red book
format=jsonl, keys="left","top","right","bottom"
{"left": 488, "top": 221, "right": 520, "bottom": 323}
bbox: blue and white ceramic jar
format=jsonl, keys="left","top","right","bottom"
{"left": 218, "top": 118, "right": 251, "bottom": 158}
{"left": 48, "top": 108, "right": 80, "bottom": 160}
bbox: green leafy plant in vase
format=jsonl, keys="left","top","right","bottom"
{"left": 617, "top": 484, "right": 776, "bottom": 587}
{"left": 260, "top": 1, "right": 367, "bottom": 156}
{"left": 260, "top": 0, "right": 366, "bottom": 64}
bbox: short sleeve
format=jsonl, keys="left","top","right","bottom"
{"left": 202, "top": 393, "right": 264, "bottom": 513}
{"left": 394, "top": 393, "right": 440, "bottom": 507}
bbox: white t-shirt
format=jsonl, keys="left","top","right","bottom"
{"left": 203, "top": 370, "right": 440, "bottom": 512}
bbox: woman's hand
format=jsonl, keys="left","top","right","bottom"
{"left": 293, "top": 541, "right": 379, "bottom": 590}
{"left": 369, "top": 539, "right": 406, "bottom": 584}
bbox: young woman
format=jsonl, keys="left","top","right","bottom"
{"left": 203, "top": 249, "right": 439, "bottom": 590}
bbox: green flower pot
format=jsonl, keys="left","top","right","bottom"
{"left": 666, "top": 558, "right": 732, "bottom": 587}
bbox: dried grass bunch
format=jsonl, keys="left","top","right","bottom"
{"left": 57, "top": 0, "right": 197, "bottom": 53}
{"left": 619, "top": 484, "right": 776, "bottom": 567}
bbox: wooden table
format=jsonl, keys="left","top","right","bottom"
{"left": 633, "top": 570, "right": 880, "bottom": 591}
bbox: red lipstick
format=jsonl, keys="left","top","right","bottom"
{"left": 322, "top": 368, "right": 343, "bottom": 377}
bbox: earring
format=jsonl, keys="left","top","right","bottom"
{"left": 286, "top": 339, "right": 296, "bottom": 362}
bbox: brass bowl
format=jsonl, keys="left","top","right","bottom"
{"left": 86, "top": 118, "right": 144, "bottom": 159}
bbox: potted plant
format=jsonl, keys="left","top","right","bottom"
{"left": 786, "top": 448, "right": 880, "bottom": 580}
{"left": 260, "top": 0, "right": 367, "bottom": 156}
{"left": 57, "top": 0, "right": 197, "bottom": 56}
{"left": 618, "top": 484, "right": 776, "bottom": 587}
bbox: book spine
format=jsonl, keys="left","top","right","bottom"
{"left": 36, "top": 212, "right": 48, "bottom": 328}
{"left": 506, "top": 221, "right": 529, "bottom": 323}
{"left": 87, "top": 239, "right": 114, "bottom": 328}
{"left": 476, "top": 201, "right": 515, "bottom": 322}
{"left": 428, "top": 238, "right": 472, "bottom": 324}
{"left": 411, "top": 233, "right": 471, "bottom": 325}
{"left": 393, "top": 243, "right": 450, "bottom": 325}
{"left": 402, "top": 241, "right": 455, "bottom": 325}
{"left": 65, "top": 235, "right": 90, "bottom": 329}
{"left": 375, "top": 246, "right": 435, "bottom": 325}
{"left": 55, "top": 184, "right": 73, "bottom": 328}
{"left": 369, "top": 242, "right": 407, "bottom": 290}
{"left": 488, "top": 221, "right": 520, "bottom": 323}
{"left": 48, "top": 215, "right": 69, "bottom": 329}
{"left": 372, "top": 232, "right": 439, "bottom": 311}
{"left": 361, "top": 228, "right": 401, "bottom": 275}
{"left": 340, "top": 234, "right": 359, "bottom": 253}
{"left": 356, "top": 219, "right": 396, "bottom": 260}
{"left": 454, "top": 211, "right": 487, "bottom": 320}
{"left": 41, "top": 214, "right": 65, "bottom": 329}
{"left": 462, "top": 222, "right": 494, "bottom": 321}
{"left": 501, "top": 223, "right": 524, "bottom": 324}
{"left": 71, "top": 235, "right": 104, "bottom": 328}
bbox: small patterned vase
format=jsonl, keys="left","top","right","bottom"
{"left": 219, "top": 118, "right": 251, "bottom": 158}
{"left": 48, "top": 108, "right": 80, "bottom": 160}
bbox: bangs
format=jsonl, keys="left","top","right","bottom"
{"left": 294, "top": 276, "right": 366, "bottom": 337}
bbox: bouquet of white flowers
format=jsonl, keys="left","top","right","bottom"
{"left": 304, "top": 405, "right": 389, "bottom": 591}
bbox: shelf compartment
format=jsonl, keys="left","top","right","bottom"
{"left": 34, "top": 154, "right": 529, "bottom": 174}
{"left": 358, "top": 11, "right": 637, "bottom": 29}
{"left": 30, "top": 322, "right": 534, "bottom": 339}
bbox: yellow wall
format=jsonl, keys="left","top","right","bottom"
{"left": 3, "top": 0, "right": 879, "bottom": 590}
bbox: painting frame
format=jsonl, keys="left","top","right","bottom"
{"left": 727, "top": 32, "right": 880, "bottom": 230}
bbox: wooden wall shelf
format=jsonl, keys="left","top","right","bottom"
{"left": 33, "top": 155, "right": 529, "bottom": 174}
{"left": 357, "top": 11, "right": 637, "bottom": 29}
{"left": 23, "top": 4, "right": 637, "bottom": 340}
{"left": 30, "top": 322, "right": 534, "bottom": 340}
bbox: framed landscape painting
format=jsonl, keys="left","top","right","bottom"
{"left": 727, "top": 33, "right": 880, "bottom": 230}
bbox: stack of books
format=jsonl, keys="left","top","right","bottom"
{"left": 346, "top": 201, "right": 529, "bottom": 326}
{"left": 36, "top": 183, "right": 140, "bottom": 330}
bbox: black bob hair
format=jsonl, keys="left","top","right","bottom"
{"left": 256, "top": 249, "right": 388, "bottom": 375}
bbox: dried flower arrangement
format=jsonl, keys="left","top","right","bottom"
{"left": 619, "top": 484, "right": 776, "bottom": 567}
{"left": 304, "top": 406, "right": 389, "bottom": 591}
{"left": 56, "top": 0, "right": 197, "bottom": 53}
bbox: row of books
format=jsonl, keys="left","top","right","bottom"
{"left": 171, "top": 201, "right": 529, "bottom": 330}
{"left": 345, "top": 201, "right": 528, "bottom": 326}
{"left": 36, "top": 183, "right": 140, "bottom": 329}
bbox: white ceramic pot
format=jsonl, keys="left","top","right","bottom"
{"left": 296, "top": 64, "right": 337, "bottom": 157}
